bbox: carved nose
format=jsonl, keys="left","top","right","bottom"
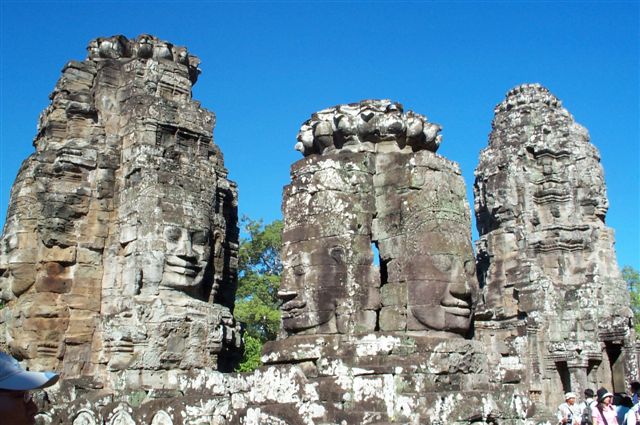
{"left": 447, "top": 277, "right": 473, "bottom": 306}
{"left": 174, "top": 239, "right": 195, "bottom": 259}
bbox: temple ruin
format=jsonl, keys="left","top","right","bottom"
{"left": 0, "top": 35, "right": 636, "bottom": 424}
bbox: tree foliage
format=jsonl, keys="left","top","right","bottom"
{"left": 235, "top": 334, "right": 263, "bottom": 372}
{"left": 622, "top": 265, "right": 640, "bottom": 333}
{"left": 234, "top": 217, "right": 283, "bottom": 371}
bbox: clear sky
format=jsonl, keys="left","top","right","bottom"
{"left": 1, "top": 1, "right": 638, "bottom": 269}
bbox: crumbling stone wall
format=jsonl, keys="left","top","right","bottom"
{"left": 473, "top": 83, "right": 637, "bottom": 412}
{"left": 0, "top": 35, "right": 241, "bottom": 387}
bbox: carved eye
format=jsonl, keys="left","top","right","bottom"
{"left": 191, "top": 231, "right": 208, "bottom": 245}
{"left": 329, "top": 246, "right": 345, "bottom": 264}
{"left": 165, "top": 227, "right": 182, "bottom": 242}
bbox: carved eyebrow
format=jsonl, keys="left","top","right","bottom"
{"left": 164, "top": 226, "right": 183, "bottom": 241}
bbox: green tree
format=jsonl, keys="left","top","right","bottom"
{"left": 622, "top": 266, "right": 640, "bottom": 333}
{"left": 234, "top": 217, "right": 283, "bottom": 371}
{"left": 236, "top": 334, "right": 263, "bottom": 372}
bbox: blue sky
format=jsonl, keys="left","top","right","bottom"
{"left": 1, "top": 1, "right": 638, "bottom": 269}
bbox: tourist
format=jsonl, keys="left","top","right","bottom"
{"left": 616, "top": 395, "right": 634, "bottom": 424}
{"left": 558, "top": 392, "right": 582, "bottom": 425}
{"left": 578, "top": 389, "right": 597, "bottom": 423}
{"left": 0, "top": 352, "right": 59, "bottom": 425}
{"left": 580, "top": 389, "right": 597, "bottom": 410}
{"left": 631, "top": 382, "right": 640, "bottom": 405}
{"left": 624, "top": 402, "right": 639, "bottom": 425}
{"left": 592, "top": 387, "right": 619, "bottom": 425}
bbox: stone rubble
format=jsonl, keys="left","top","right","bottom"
{"left": 0, "top": 36, "right": 636, "bottom": 424}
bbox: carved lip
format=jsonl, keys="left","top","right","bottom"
{"left": 281, "top": 299, "right": 307, "bottom": 318}
{"left": 442, "top": 296, "right": 472, "bottom": 317}
{"left": 281, "top": 300, "right": 306, "bottom": 311}
{"left": 166, "top": 266, "right": 198, "bottom": 277}
{"left": 443, "top": 305, "right": 472, "bottom": 317}
{"left": 278, "top": 290, "right": 305, "bottom": 314}
{"left": 165, "top": 256, "right": 200, "bottom": 276}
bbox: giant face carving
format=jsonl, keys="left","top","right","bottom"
{"left": 282, "top": 100, "right": 478, "bottom": 339}
{"left": 278, "top": 244, "right": 348, "bottom": 334}
{"left": 407, "top": 253, "right": 477, "bottom": 335}
{"left": 161, "top": 225, "right": 211, "bottom": 290}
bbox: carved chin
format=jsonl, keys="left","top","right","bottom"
{"left": 282, "top": 310, "right": 333, "bottom": 332}
{"left": 411, "top": 306, "right": 471, "bottom": 335}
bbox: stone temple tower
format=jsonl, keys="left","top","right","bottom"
{"left": 277, "top": 100, "right": 478, "bottom": 339}
{"left": 473, "top": 83, "right": 637, "bottom": 412}
{"left": 0, "top": 35, "right": 241, "bottom": 386}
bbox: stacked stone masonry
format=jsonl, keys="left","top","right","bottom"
{"left": 0, "top": 36, "right": 636, "bottom": 424}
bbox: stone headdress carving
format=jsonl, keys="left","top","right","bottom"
{"left": 295, "top": 99, "right": 443, "bottom": 156}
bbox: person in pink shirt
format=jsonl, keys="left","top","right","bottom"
{"left": 592, "top": 387, "right": 619, "bottom": 425}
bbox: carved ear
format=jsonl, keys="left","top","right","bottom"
{"left": 213, "top": 232, "right": 223, "bottom": 257}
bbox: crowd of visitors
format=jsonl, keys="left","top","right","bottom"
{"left": 557, "top": 384, "right": 640, "bottom": 425}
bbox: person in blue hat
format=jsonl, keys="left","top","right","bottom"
{"left": 0, "top": 352, "right": 59, "bottom": 425}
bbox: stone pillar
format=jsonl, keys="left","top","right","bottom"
{"left": 567, "top": 359, "right": 588, "bottom": 396}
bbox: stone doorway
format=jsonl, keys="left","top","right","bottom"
{"left": 605, "top": 342, "right": 626, "bottom": 393}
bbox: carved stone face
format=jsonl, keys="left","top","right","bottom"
{"left": 408, "top": 254, "right": 477, "bottom": 335}
{"left": 282, "top": 102, "right": 475, "bottom": 339}
{"left": 0, "top": 231, "right": 34, "bottom": 298}
{"left": 161, "top": 225, "right": 211, "bottom": 290}
{"left": 279, "top": 245, "right": 348, "bottom": 333}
